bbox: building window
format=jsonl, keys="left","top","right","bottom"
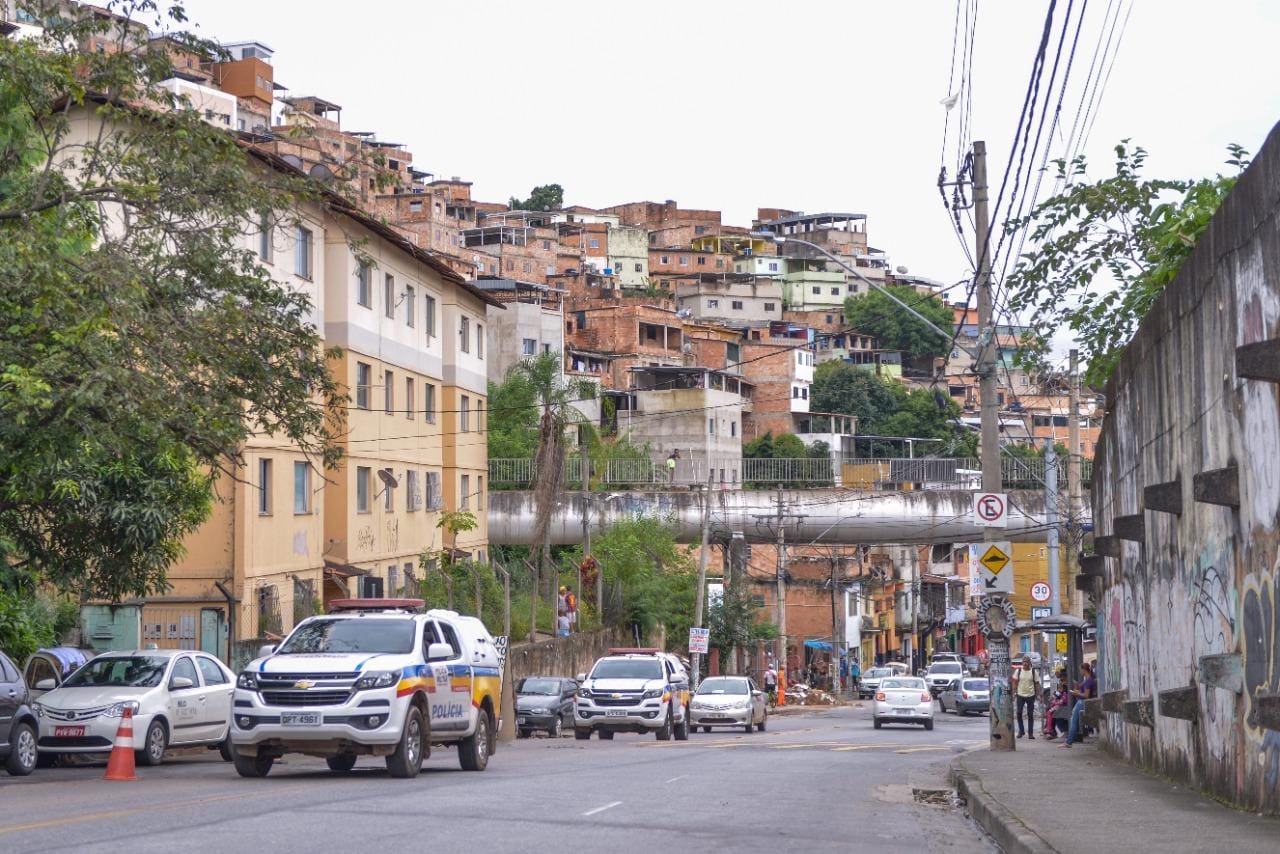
{"left": 356, "top": 261, "right": 371, "bottom": 307}
{"left": 475, "top": 398, "right": 484, "bottom": 433}
{"left": 460, "top": 474, "right": 471, "bottom": 510}
{"left": 383, "top": 468, "right": 394, "bottom": 512}
{"left": 678, "top": 255, "right": 688, "bottom": 266}
{"left": 826, "top": 314, "right": 834, "bottom": 323}
{"left": 407, "top": 470, "right": 421, "bottom": 511}
{"left": 769, "top": 262, "right": 779, "bottom": 272}
{"left": 385, "top": 274, "right": 395, "bottom": 319}
{"left": 589, "top": 238, "right": 599, "bottom": 249}
{"left": 715, "top": 259, "right": 724, "bottom": 269}
{"left": 258, "top": 214, "right": 273, "bottom": 263}
{"left": 634, "top": 263, "right": 643, "bottom": 272}
{"left": 460, "top": 316, "right": 470, "bottom": 353}
{"left": 812, "top": 287, "right": 820, "bottom": 295}
{"left": 522, "top": 338, "right": 537, "bottom": 356}
{"left": 293, "top": 462, "right": 311, "bottom": 514}
{"left": 707, "top": 299, "right": 719, "bottom": 309}
{"left": 460, "top": 394, "right": 470, "bottom": 432}
{"left": 708, "top": 417, "right": 716, "bottom": 435}
{"left": 424, "top": 383, "right": 436, "bottom": 423}
{"left": 409, "top": 200, "right": 423, "bottom": 213}
{"left": 764, "top": 302, "right": 776, "bottom": 312}
{"left": 802, "top": 387, "right": 809, "bottom": 400}
{"left": 384, "top": 370, "right": 394, "bottom": 414}
{"left": 257, "top": 458, "right": 272, "bottom": 515}
{"left": 294, "top": 226, "right": 312, "bottom": 279}
{"left": 356, "top": 362, "right": 371, "bottom": 410}
{"left": 830, "top": 287, "right": 840, "bottom": 296}
{"left": 477, "top": 476, "right": 484, "bottom": 509}
{"left": 793, "top": 386, "right": 800, "bottom": 398}
{"left": 405, "top": 377, "right": 415, "bottom": 419}
{"left": 731, "top": 300, "right": 744, "bottom": 310}
{"left": 695, "top": 225, "right": 707, "bottom": 235}
{"left": 356, "top": 467, "right": 371, "bottom": 513}
{"left": 660, "top": 255, "right": 670, "bottom": 264}
{"left": 542, "top": 240, "right": 551, "bottom": 250}
{"left": 696, "top": 256, "right": 706, "bottom": 266}
{"left": 730, "top": 421, "right": 737, "bottom": 437}
{"left": 405, "top": 285, "right": 415, "bottom": 327}
{"left": 426, "top": 471, "right": 442, "bottom": 509}
{"left": 425, "top": 295, "right": 436, "bottom": 338}
{"left": 477, "top": 324, "right": 484, "bottom": 359}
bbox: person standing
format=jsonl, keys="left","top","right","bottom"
{"left": 666, "top": 449, "right": 680, "bottom": 484}
{"left": 1061, "top": 661, "right": 1097, "bottom": 748}
{"left": 850, "top": 658, "right": 861, "bottom": 693}
{"left": 565, "top": 586, "right": 577, "bottom": 632}
{"left": 1012, "top": 656, "right": 1037, "bottom": 739}
{"left": 764, "top": 663, "right": 778, "bottom": 706}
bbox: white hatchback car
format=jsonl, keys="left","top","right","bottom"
{"left": 34, "top": 650, "right": 235, "bottom": 766}
{"left": 872, "top": 676, "right": 935, "bottom": 731}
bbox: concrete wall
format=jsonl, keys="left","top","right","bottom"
{"left": 485, "top": 301, "right": 564, "bottom": 384}
{"left": 507, "top": 628, "right": 628, "bottom": 685}
{"left": 1091, "top": 121, "right": 1280, "bottom": 813}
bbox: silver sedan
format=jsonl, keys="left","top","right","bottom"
{"left": 689, "top": 676, "right": 767, "bottom": 733}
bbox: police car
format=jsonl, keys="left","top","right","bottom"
{"left": 231, "top": 599, "right": 500, "bottom": 778}
{"left": 573, "top": 648, "right": 691, "bottom": 741}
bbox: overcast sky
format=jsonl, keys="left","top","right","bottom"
{"left": 182, "top": 0, "right": 1279, "bottom": 294}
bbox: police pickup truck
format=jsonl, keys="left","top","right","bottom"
{"left": 573, "top": 648, "right": 691, "bottom": 741}
{"left": 231, "top": 599, "right": 500, "bottom": 778}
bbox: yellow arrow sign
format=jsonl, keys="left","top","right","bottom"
{"left": 980, "top": 545, "right": 1010, "bottom": 574}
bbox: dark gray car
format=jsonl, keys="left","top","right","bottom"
{"left": 515, "top": 677, "right": 577, "bottom": 738}
{"left": 0, "top": 651, "right": 38, "bottom": 776}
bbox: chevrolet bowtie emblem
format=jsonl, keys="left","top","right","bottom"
{"left": 611, "top": 693, "right": 621, "bottom": 698}
{"left": 294, "top": 680, "right": 316, "bottom": 689}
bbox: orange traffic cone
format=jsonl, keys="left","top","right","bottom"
{"left": 103, "top": 706, "right": 138, "bottom": 781}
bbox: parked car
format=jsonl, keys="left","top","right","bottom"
{"left": 0, "top": 651, "right": 38, "bottom": 776}
{"left": 930, "top": 652, "right": 961, "bottom": 664}
{"left": 924, "top": 661, "right": 967, "bottom": 697}
{"left": 33, "top": 650, "right": 235, "bottom": 766}
{"left": 858, "top": 667, "right": 896, "bottom": 700}
{"left": 516, "top": 677, "right": 577, "bottom": 738}
{"left": 884, "top": 661, "right": 911, "bottom": 675}
{"left": 574, "top": 648, "right": 691, "bottom": 741}
{"left": 872, "top": 676, "right": 934, "bottom": 730}
{"left": 962, "top": 655, "right": 985, "bottom": 677}
{"left": 689, "top": 676, "right": 767, "bottom": 733}
{"left": 23, "top": 648, "right": 90, "bottom": 701}
{"left": 939, "top": 677, "right": 990, "bottom": 715}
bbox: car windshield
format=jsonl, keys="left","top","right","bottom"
{"left": 697, "top": 678, "right": 748, "bottom": 695}
{"left": 277, "top": 618, "right": 415, "bottom": 654}
{"left": 930, "top": 663, "right": 963, "bottom": 674}
{"left": 882, "top": 678, "right": 926, "bottom": 690}
{"left": 62, "top": 656, "right": 168, "bottom": 688}
{"left": 964, "top": 679, "right": 990, "bottom": 691}
{"left": 518, "top": 678, "right": 561, "bottom": 696}
{"left": 591, "top": 659, "right": 663, "bottom": 680}
{"left": 866, "top": 668, "right": 893, "bottom": 678}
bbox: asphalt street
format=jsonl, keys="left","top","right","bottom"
{"left": 0, "top": 701, "right": 998, "bottom": 853}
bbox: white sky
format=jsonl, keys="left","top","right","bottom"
{"left": 181, "top": 0, "right": 1280, "bottom": 298}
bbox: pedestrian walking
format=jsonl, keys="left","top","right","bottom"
{"left": 666, "top": 449, "right": 680, "bottom": 484}
{"left": 1061, "top": 661, "right": 1097, "bottom": 748}
{"left": 1013, "top": 656, "right": 1037, "bottom": 739}
{"left": 565, "top": 586, "right": 578, "bottom": 631}
{"left": 850, "top": 659, "right": 861, "bottom": 692}
{"left": 557, "top": 586, "right": 568, "bottom": 618}
{"left": 764, "top": 664, "right": 778, "bottom": 706}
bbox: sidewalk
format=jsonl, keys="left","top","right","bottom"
{"left": 950, "top": 735, "right": 1280, "bottom": 854}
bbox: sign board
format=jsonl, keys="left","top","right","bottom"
{"left": 974, "top": 541, "right": 1014, "bottom": 593}
{"left": 1031, "top": 606, "right": 1051, "bottom": 621}
{"left": 494, "top": 636, "right": 508, "bottom": 671}
{"left": 1056, "top": 633, "right": 1069, "bottom": 653}
{"left": 688, "top": 627, "right": 710, "bottom": 655}
{"left": 967, "top": 544, "right": 984, "bottom": 598}
{"left": 977, "top": 595, "right": 1018, "bottom": 638}
{"left": 973, "top": 492, "right": 1008, "bottom": 528}
{"left": 1030, "top": 582, "right": 1052, "bottom": 603}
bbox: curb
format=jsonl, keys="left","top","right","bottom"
{"left": 950, "top": 757, "right": 1058, "bottom": 854}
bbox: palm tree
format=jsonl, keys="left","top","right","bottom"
{"left": 503, "top": 351, "right": 595, "bottom": 641}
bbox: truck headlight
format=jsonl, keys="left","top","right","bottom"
{"left": 642, "top": 688, "right": 664, "bottom": 699}
{"left": 237, "top": 671, "right": 259, "bottom": 690}
{"left": 104, "top": 701, "right": 140, "bottom": 718}
{"left": 355, "top": 670, "right": 400, "bottom": 690}
{"left": 576, "top": 688, "right": 592, "bottom": 699}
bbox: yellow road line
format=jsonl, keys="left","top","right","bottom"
{"left": 894, "top": 746, "right": 948, "bottom": 753}
{"left": 831, "top": 744, "right": 906, "bottom": 752}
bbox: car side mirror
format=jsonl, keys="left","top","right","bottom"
{"left": 36, "top": 678, "right": 56, "bottom": 691}
{"left": 427, "top": 642, "right": 453, "bottom": 662}
{"left": 258, "top": 644, "right": 277, "bottom": 658}
{"left": 170, "top": 676, "right": 195, "bottom": 690}
{"left": 576, "top": 672, "right": 587, "bottom": 683}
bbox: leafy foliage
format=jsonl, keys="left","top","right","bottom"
{"left": 707, "top": 583, "right": 777, "bottom": 659}
{"left": 508, "top": 183, "right": 565, "bottom": 212}
{"left": 843, "top": 285, "right": 954, "bottom": 360}
{"left": 1006, "top": 141, "right": 1248, "bottom": 385}
{"left": 809, "top": 361, "right": 976, "bottom": 457}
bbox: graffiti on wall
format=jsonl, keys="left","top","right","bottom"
{"left": 1242, "top": 561, "right": 1280, "bottom": 788}
{"left": 356, "top": 525, "right": 375, "bottom": 553}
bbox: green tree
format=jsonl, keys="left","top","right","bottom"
{"left": 0, "top": 4, "right": 344, "bottom": 600}
{"left": 810, "top": 361, "right": 903, "bottom": 432}
{"left": 579, "top": 517, "right": 695, "bottom": 647}
{"left": 707, "top": 583, "right": 777, "bottom": 665}
{"left": 508, "top": 183, "right": 565, "bottom": 212}
{"left": 843, "top": 285, "right": 954, "bottom": 361}
{"left": 1007, "top": 141, "right": 1248, "bottom": 385}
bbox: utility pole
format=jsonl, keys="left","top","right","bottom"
{"left": 775, "top": 489, "right": 788, "bottom": 704}
{"left": 691, "top": 471, "right": 714, "bottom": 690}
{"left": 830, "top": 553, "right": 842, "bottom": 695}
{"left": 1045, "top": 437, "right": 1060, "bottom": 616}
{"left": 974, "top": 139, "right": 1015, "bottom": 751}
{"left": 1066, "top": 348, "right": 1083, "bottom": 615}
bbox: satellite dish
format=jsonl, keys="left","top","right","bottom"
{"left": 309, "top": 163, "right": 336, "bottom": 184}
{"left": 377, "top": 469, "right": 400, "bottom": 489}
{"left": 281, "top": 154, "right": 303, "bottom": 170}
{"left": 896, "top": 265, "right": 909, "bottom": 275}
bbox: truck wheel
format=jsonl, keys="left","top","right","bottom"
{"left": 233, "top": 750, "right": 274, "bottom": 778}
{"left": 326, "top": 753, "right": 357, "bottom": 772}
{"left": 598, "top": 730, "right": 614, "bottom": 740}
{"left": 385, "top": 707, "right": 425, "bottom": 778}
{"left": 459, "top": 708, "right": 491, "bottom": 771}
{"left": 655, "top": 709, "right": 673, "bottom": 741}
{"left": 674, "top": 709, "right": 689, "bottom": 741}
{"left": 218, "top": 735, "right": 234, "bottom": 762}
{"left": 574, "top": 728, "right": 591, "bottom": 740}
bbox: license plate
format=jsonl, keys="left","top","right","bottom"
{"left": 280, "top": 712, "right": 321, "bottom": 726}
{"left": 53, "top": 726, "right": 85, "bottom": 737}
{"left": 605, "top": 710, "right": 627, "bottom": 717}
{"left": 893, "top": 707, "right": 912, "bottom": 714}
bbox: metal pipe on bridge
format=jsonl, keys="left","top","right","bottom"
{"left": 487, "top": 489, "right": 1059, "bottom": 546}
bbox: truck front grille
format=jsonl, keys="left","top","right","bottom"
{"left": 261, "top": 690, "right": 351, "bottom": 707}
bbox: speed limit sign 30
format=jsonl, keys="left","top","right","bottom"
{"left": 1030, "top": 581, "right": 1052, "bottom": 603}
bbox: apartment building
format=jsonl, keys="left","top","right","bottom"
{"left": 604, "top": 199, "right": 735, "bottom": 249}
{"left": 738, "top": 339, "right": 816, "bottom": 440}
{"left": 674, "top": 274, "right": 783, "bottom": 326}
{"left": 564, "top": 304, "right": 686, "bottom": 390}
{"left": 479, "top": 279, "right": 565, "bottom": 383}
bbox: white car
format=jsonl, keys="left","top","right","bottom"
{"left": 33, "top": 650, "right": 235, "bottom": 766}
{"left": 872, "top": 676, "right": 934, "bottom": 731}
{"left": 689, "top": 676, "right": 767, "bottom": 733}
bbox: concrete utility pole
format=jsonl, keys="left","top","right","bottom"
{"left": 1066, "top": 348, "right": 1083, "bottom": 614}
{"left": 910, "top": 546, "right": 921, "bottom": 673}
{"left": 974, "top": 139, "right": 1015, "bottom": 752}
{"left": 1045, "top": 437, "right": 1060, "bottom": 616}
{"left": 830, "top": 552, "right": 842, "bottom": 695}
{"left": 691, "top": 471, "right": 714, "bottom": 690}
{"left": 775, "top": 489, "right": 788, "bottom": 703}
